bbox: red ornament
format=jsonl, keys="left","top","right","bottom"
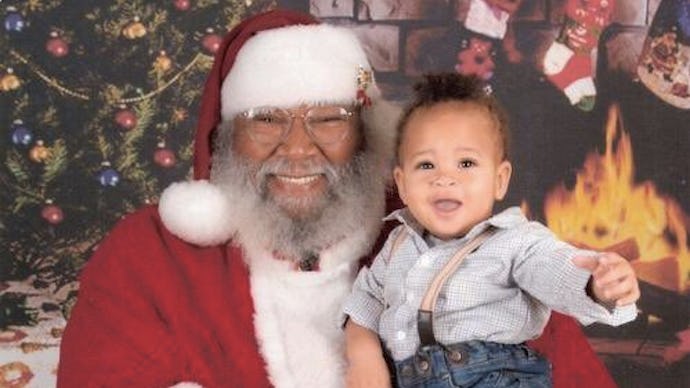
{"left": 46, "top": 32, "right": 69, "bottom": 58}
{"left": 202, "top": 31, "right": 222, "bottom": 54}
{"left": 41, "top": 203, "right": 64, "bottom": 225}
{"left": 173, "top": 0, "right": 191, "bottom": 11}
{"left": 154, "top": 145, "right": 177, "bottom": 168}
{"left": 115, "top": 108, "right": 137, "bottom": 130}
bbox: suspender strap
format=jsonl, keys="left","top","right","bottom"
{"left": 417, "top": 226, "right": 496, "bottom": 347}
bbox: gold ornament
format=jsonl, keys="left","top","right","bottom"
{"left": 29, "top": 140, "right": 50, "bottom": 163}
{"left": 172, "top": 108, "right": 188, "bottom": 123}
{"left": 0, "top": 70, "right": 21, "bottom": 92}
{"left": 122, "top": 19, "right": 147, "bottom": 39}
{"left": 154, "top": 51, "right": 172, "bottom": 72}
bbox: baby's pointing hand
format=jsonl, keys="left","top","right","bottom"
{"left": 572, "top": 252, "right": 640, "bottom": 307}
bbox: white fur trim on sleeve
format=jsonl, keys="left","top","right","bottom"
{"left": 168, "top": 383, "right": 204, "bottom": 388}
{"left": 158, "top": 180, "right": 234, "bottom": 246}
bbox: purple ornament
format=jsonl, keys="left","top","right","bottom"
{"left": 11, "top": 123, "right": 32, "bottom": 146}
{"left": 4, "top": 10, "right": 25, "bottom": 32}
{"left": 97, "top": 168, "right": 120, "bottom": 187}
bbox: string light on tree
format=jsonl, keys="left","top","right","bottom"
{"left": 114, "top": 106, "right": 137, "bottom": 130}
{"left": 4, "top": 7, "right": 26, "bottom": 32}
{"left": 10, "top": 120, "right": 33, "bottom": 146}
{"left": 0, "top": 68, "right": 21, "bottom": 92}
{"left": 202, "top": 28, "right": 222, "bottom": 54}
{"left": 46, "top": 31, "right": 69, "bottom": 58}
{"left": 122, "top": 16, "right": 147, "bottom": 40}
{"left": 29, "top": 140, "right": 50, "bottom": 163}
{"left": 97, "top": 161, "right": 120, "bottom": 187}
{"left": 154, "top": 141, "right": 177, "bottom": 168}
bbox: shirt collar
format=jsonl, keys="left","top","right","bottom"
{"left": 384, "top": 206, "right": 527, "bottom": 241}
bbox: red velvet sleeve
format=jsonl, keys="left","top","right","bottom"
{"left": 528, "top": 311, "right": 617, "bottom": 388}
{"left": 57, "top": 208, "right": 183, "bottom": 387}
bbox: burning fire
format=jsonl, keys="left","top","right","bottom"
{"left": 543, "top": 104, "right": 689, "bottom": 293}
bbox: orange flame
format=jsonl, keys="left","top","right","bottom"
{"left": 543, "top": 104, "right": 689, "bottom": 293}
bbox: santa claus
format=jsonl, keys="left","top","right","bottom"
{"left": 58, "top": 9, "right": 617, "bottom": 388}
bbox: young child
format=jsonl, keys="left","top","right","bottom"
{"left": 342, "top": 73, "right": 639, "bottom": 388}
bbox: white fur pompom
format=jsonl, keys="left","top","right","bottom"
{"left": 158, "top": 180, "right": 234, "bottom": 246}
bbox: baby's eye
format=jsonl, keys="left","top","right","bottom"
{"left": 415, "top": 161, "right": 434, "bottom": 170}
{"left": 459, "top": 159, "right": 476, "bottom": 168}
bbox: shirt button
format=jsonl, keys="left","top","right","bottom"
{"left": 396, "top": 331, "right": 406, "bottom": 341}
{"left": 419, "top": 256, "right": 432, "bottom": 267}
{"left": 406, "top": 291, "right": 415, "bottom": 301}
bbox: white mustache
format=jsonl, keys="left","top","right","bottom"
{"left": 256, "top": 159, "right": 339, "bottom": 182}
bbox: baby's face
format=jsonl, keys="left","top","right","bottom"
{"left": 394, "top": 102, "right": 511, "bottom": 240}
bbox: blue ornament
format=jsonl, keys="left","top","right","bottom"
{"left": 4, "top": 10, "right": 25, "bottom": 32}
{"left": 98, "top": 168, "right": 120, "bottom": 187}
{"left": 11, "top": 122, "right": 32, "bottom": 146}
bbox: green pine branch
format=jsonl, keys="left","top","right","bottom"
{"left": 42, "top": 139, "right": 68, "bottom": 184}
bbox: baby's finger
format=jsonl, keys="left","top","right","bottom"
{"left": 616, "top": 288, "right": 640, "bottom": 306}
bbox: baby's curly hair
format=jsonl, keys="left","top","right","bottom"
{"left": 396, "top": 73, "right": 510, "bottom": 162}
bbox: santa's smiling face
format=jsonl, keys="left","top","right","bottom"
{"left": 230, "top": 104, "right": 362, "bottom": 220}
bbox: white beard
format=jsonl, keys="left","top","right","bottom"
{"left": 210, "top": 124, "right": 387, "bottom": 267}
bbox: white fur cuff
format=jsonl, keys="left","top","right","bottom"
{"left": 169, "top": 383, "right": 204, "bottom": 388}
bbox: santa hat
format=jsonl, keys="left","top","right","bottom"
{"left": 159, "top": 10, "right": 394, "bottom": 246}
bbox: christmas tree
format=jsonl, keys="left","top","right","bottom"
{"left": 0, "top": 0, "right": 279, "bottom": 328}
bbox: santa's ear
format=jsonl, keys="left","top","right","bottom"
{"left": 159, "top": 180, "right": 234, "bottom": 246}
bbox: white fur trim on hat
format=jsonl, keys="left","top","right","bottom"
{"left": 158, "top": 180, "right": 234, "bottom": 246}
{"left": 221, "top": 24, "right": 379, "bottom": 120}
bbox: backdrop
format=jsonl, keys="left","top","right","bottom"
{"left": 1, "top": 0, "right": 689, "bottom": 387}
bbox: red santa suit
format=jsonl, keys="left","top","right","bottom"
{"left": 58, "top": 9, "right": 616, "bottom": 388}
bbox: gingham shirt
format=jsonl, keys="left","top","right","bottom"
{"left": 342, "top": 207, "right": 637, "bottom": 361}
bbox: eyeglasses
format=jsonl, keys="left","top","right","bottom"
{"left": 237, "top": 105, "right": 356, "bottom": 147}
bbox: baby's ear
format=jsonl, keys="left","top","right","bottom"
{"left": 494, "top": 160, "right": 512, "bottom": 200}
{"left": 393, "top": 166, "right": 408, "bottom": 205}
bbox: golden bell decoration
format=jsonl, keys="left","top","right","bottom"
{"left": 122, "top": 17, "right": 147, "bottom": 39}
{"left": 0, "top": 69, "right": 21, "bottom": 92}
{"left": 29, "top": 140, "right": 50, "bottom": 163}
{"left": 154, "top": 50, "right": 172, "bottom": 72}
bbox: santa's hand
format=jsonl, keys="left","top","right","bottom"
{"left": 572, "top": 252, "right": 640, "bottom": 307}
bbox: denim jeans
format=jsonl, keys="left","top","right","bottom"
{"left": 392, "top": 341, "right": 552, "bottom": 388}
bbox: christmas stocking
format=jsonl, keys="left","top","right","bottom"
{"left": 543, "top": 0, "right": 615, "bottom": 111}
{"left": 636, "top": 0, "right": 690, "bottom": 109}
{"left": 464, "top": 0, "right": 523, "bottom": 39}
{"left": 461, "top": 0, "right": 524, "bottom": 78}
